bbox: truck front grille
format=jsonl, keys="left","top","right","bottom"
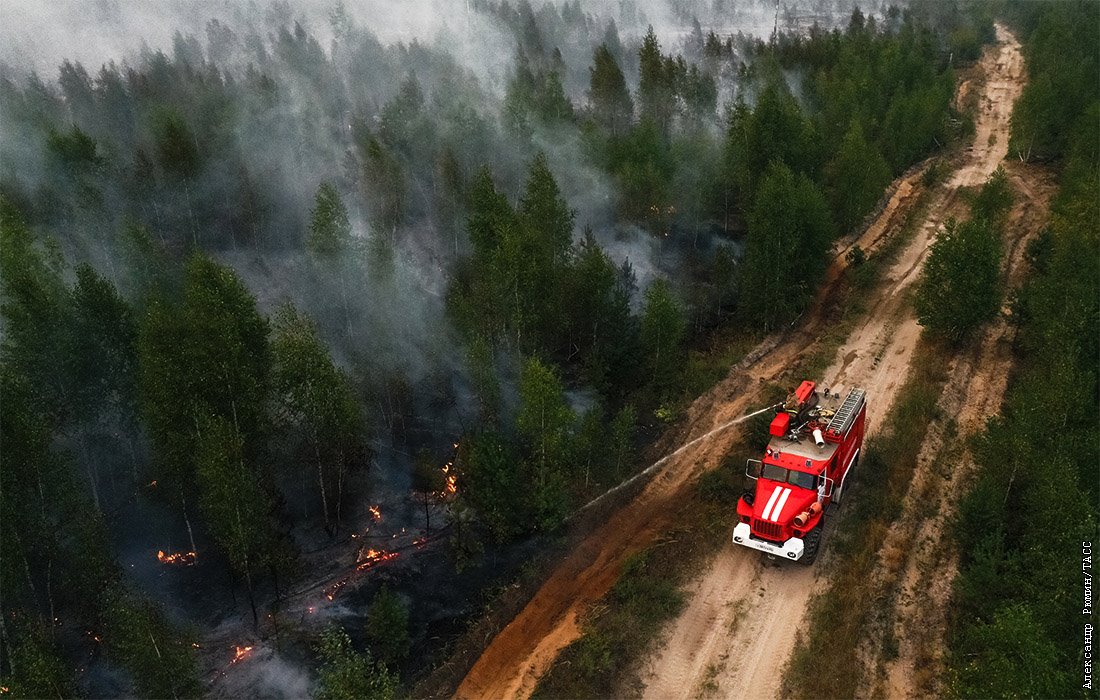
{"left": 752, "top": 519, "right": 783, "bottom": 541}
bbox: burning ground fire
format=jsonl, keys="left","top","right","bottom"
{"left": 323, "top": 548, "right": 400, "bottom": 601}
{"left": 230, "top": 645, "right": 254, "bottom": 665}
{"left": 313, "top": 443, "right": 461, "bottom": 605}
{"left": 157, "top": 549, "right": 197, "bottom": 566}
{"left": 442, "top": 463, "right": 457, "bottom": 496}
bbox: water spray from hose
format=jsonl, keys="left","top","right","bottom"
{"left": 576, "top": 401, "right": 782, "bottom": 515}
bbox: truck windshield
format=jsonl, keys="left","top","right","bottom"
{"left": 762, "top": 463, "right": 816, "bottom": 490}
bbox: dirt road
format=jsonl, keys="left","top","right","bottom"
{"left": 868, "top": 159, "right": 1056, "bottom": 699}
{"left": 455, "top": 25, "right": 1028, "bottom": 700}
{"left": 638, "top": 26, "right": 1028, "bottom": 700}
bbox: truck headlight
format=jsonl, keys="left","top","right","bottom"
{"left": 787, "top": 552, "right": 796, "bottom": 558}
{"left": 734, "top": 536, "right": 743, "bottom": 543}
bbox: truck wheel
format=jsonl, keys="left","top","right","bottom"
{"left": 801, "top": 525, "right": 823, "bottom": 565}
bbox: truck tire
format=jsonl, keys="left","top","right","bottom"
{"left": 801, "top": 524, "right": 823, "bottom": 565}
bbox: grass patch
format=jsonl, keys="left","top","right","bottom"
{"left": 781, "top": 338, "right": 952, "bottom": 699}
{"left": 681, "top": 325, "right": 762, "bottom": 399}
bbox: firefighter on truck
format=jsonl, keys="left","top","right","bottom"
{"left": 732, "top": 381, "right": 866, "bottom": 564}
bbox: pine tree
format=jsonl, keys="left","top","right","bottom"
{"left": 738, "top": 162, "right": 834, "bottom": 328}
{"left": 517, "top": 357, "right": 575, "bottom": 529}
{"left": 103, "top": 588, "right": 202, "bottom": 699}
{"left": 639, "top": 279, "right": 685, "bottom": 390}
{"left": 272, "top": 303, "right": 363, "bottom": 534}
{"left": 308, "top": 182, "right": 352, "bottom": 258}
{"left": 826, "top": 120, "right": 891, "bottom": 232}
{"left": 588, "top": 44, "right": 633, "bottom": 134}
{"left": 195, "top": 416, "right": 276, "bottom": 629}
{"left": 914, "top": 217, "right": 1001, "bottom": 344}
{"left": 638, "top": 26, "right": 674, "bottom": 133}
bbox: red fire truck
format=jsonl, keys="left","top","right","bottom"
{"left": 732, "top": 381, "right": 866, "bottom": 564}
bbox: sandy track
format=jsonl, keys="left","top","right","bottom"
{"left": 637, "top": 26, "right": 1027, "bottom": 700}
{"left": 455, "top": 26, "right": 1026, "bottom": 700}
{"left": 873, "top": 161, "right": 1056, "bottom": 700}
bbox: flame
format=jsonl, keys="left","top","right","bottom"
{"left": 157, "top": 549, "right": 197, "bottom": 566}
{"left": 147, "top": 480, "right": 157, "bottom": 488}
{"left": 369, "top": 505, "right": 382, "bottom": 521}
{"left": 231, "top": 645, "right": 253, "bottom": 664}
{"left": 324, "top": 548, "right": 400, "bottom": 601}
{"left": 355, "top": 548, "right": 399, "bottom": 572}
{"left": 191, "top": 643, "right": 201, "bottom": 649}
{"left": 439, "top": 461, "right": 458, "bottom": 497}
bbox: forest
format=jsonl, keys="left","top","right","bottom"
{"left": 0, "top": 1, "right": 1018, "bottom": 698}
{"left": 946, "top": 1, "right": 1099, "bottom": 697}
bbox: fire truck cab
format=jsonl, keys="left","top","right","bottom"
{"left": 732, "top": 381, "right": 866, "bottom": 564}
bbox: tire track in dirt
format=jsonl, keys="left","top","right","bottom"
{"left": 871, "top": 162, "right": 1056, "bottom": 700}
{"left": 636, "top": 26, "right": 1026, "bottom": 700}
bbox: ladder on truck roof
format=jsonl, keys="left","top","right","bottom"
{"left": 827, "top": 388, "right": 865, "bottom": 438}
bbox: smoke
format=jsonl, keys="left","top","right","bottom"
{"left": 206, "top": 642, "right": 313, "bottom": 700}
{"left": 1, "top": 0, "right": 880, "bottom": 694}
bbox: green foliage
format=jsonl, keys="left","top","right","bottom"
{"left": 139, "top": 253, "right": 271, "bottom": 497}
{"left": 950, "top": 605, "right": 1067, "bottom": 697}
{"left": 46, "top": 125, "right": 103, "bottom": 168}
{"left": 967, "top": 167, "right": 1013, "bottom": 226}
{"left": 519, "top": 152, "right": 575, "bottom": 267}
{"left": 308, "top": 182, "right": 352, "bottom": 258}
{"left": 450, "top": 156, "right": 575, "bottom": 352}
{"left": 117, "top": 220, "right": 174, "bottom": 301}
{"left": 608, "top": 404, "right": 637, "bottom": 483}
{"left": 826, "top": 120, "right": 892, "bottom": 232}
{"left": 195, "top": 416, "right": 276, "bottom": 587}
{"left": 738, "top": 162, "right": 834, "bottom": 328}
{"left": 517, "top": 357, "right": 575, "bottom": 529}
{"left": 465, "top": 336, "right": 501, "bottom": 423}
{"left": 946, "top": 13, "right": 1099, "bottom": 692}
{"left": 358, "top": 132, "right": 407, "bottom": 236}
{"left": 316, "top": 626, "right": 400, "bottom": 700}
{"left": 0, "top": 199, "right": 74, "bottom": 424}
{"left": 366, "top": 586, "right": 411, "bottom": 666}
{"left": 0, "top": 621, "right": 76, "bottom": 699}
{"left": 603, "top": 119, "right": 674, "bottom": 225}
{"left": 639, "top": 278, "right": 686, "bottom": 392}
{"left": 638, "top": 27, "right": 674, "bottom": 132}
{"left": 503, "top": 54, "right": 574, "bottom": 132}
{"left": 913, "top": 217, "right": 1001, "bottom": 344}
{"left": 1007, "top": 0, "right": 1099, "bottom": 161}
{"left": 103, "top": 589, "right": 202, "bottom": 699}
{"left": 70, "top": 263, "right": 139, "bottom": 421}
{"left": 722, "top": 82, "right": 820, "bottom": 206}
{"left": 566, "top": 231, "right": 639, "bottom": 396}
{"left": 461, "top": 430, "right": 526, "bottom": 542}
{"left": 272, "top": 303, "right": 363, "bottom": 532}
{"left": 152, "top": 108, "right": 200, "bottom": 179}
{"left": 587, "top": 44, "right": 633, "bottom": 134}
